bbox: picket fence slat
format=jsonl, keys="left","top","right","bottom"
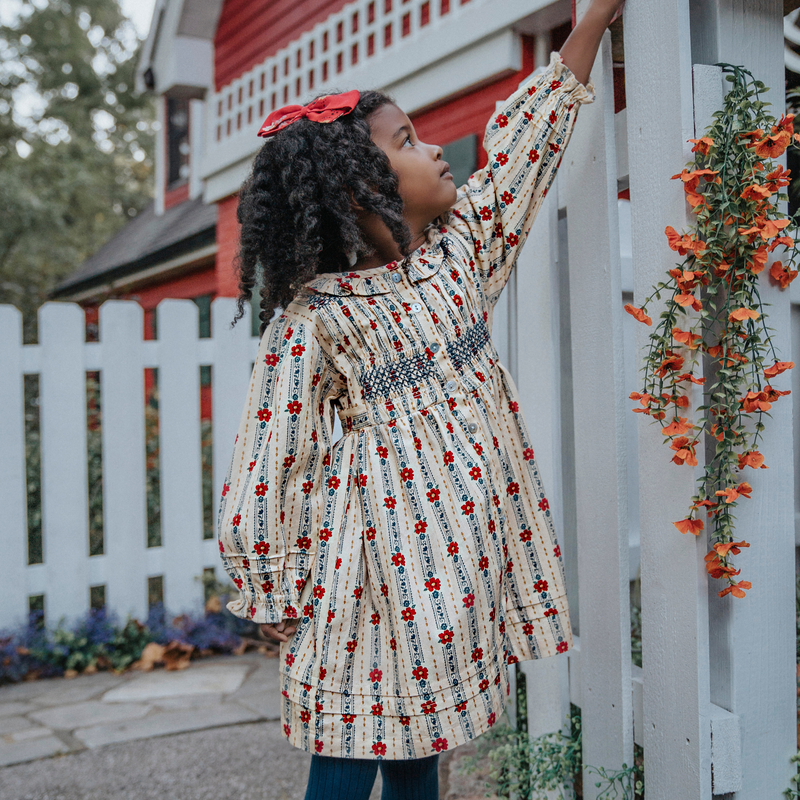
{"left": 698, "top": 7, "right": 797, "bottom": 795}
{"left": 211, "top": 297, "right": 259, "bottom": 539}
{"left": 560, "top": 22, "right": 634, "bottom": 796}
{"left": 624, "top": 4, "right": 713, "bottom": 797}
{"left": 38, "top": 302, "right": 92, "bottom": 624}
{"left": 99, "top": 301, "right": 149, "bottom": 621}
{"left": 0, "top": 305, "right": 30, "bottom": 628}
{"left": 156, "top": 300, "right": 206, "bottom": 615}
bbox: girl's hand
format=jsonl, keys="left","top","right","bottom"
{"left": 609, "top": 0, "right": 625, "bottom": 24}
{"left": 260, "top": 621, "right": 297, "bottom": 642}
{"left": 591, "top": 0, "right": 625, "bottom": 25}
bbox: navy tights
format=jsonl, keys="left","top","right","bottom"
{"left": 303, "top": 753, "right": 439, "bottom": 800}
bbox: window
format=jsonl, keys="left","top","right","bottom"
{"left": 441, "top": 133, "right": 478, "bottom": 187}
{"left": 193, "top": 294, "right": 211, "bottom": 338}
{"left": 166, "top": 97, "right": 190, "bottom": 187}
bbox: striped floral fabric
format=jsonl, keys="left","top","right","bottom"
{"left": 218, "top": 51, "right": 595, "bottom": 760}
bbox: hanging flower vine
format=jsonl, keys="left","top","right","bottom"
{"left": 626, "top": 64, "right": 798, "bottom": 599}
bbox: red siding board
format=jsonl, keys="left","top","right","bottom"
{"left": 410, "top": 38, "right": 534, "bottom": 168}
{"left": 216, "top": 194, "right": 241, "bottom": 297}
{"left": 215, "top": 0, "right": 352, "bottom": 90}
{"left": 164, "top": 183, "right": 190, "bottom": 210}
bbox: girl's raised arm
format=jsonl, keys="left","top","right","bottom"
{"left": 446, "top": 52, "right": 595, "bottom": 308}
{"left": 217, "top": 315, "right": 345, "bottom": 624}
{"left": 445, "top": 0, "right": 622, "bottom": 309}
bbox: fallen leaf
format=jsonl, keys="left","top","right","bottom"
{"left": 163, "top": 641, "right": 194, "bottom": 671}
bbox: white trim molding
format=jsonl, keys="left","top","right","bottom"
{"left": 202, "top": 0, "right": 560, "bottom": 203}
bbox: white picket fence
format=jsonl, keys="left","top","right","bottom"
{"left": 1, "top": 2, "right": 798, "bottom": 796}
{"left": 0, "top": 298, "right": 262, "bottom": 629}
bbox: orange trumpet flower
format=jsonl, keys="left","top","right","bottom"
{"left": 728, "top": 307, "right": 759, "bottom": 323}
{"left": 665, "top": 225, "right": 708, "bottom": 256}
{"left": 670, "top": 436, "right": 698, "bottom": 466}
{"left": 752, "top": 130, "right": 791, "bottom": 159}
{"left": 713, "top": 540, "right": 750, "bottom": 557}
{"left": 688, "top": 136, "right": 714, "bottom": 154}
{"left": 624, "top": 304, "right": 652, "bottom": 325}
{"left": 769, "top": 261, "right": 798, "bottom": 289}
{"left": 674, "top": 517, "right": 704, "bottom": 535}
{"left": 672, "top": 327, "right": 702, "bottom": 350}
{"left": 737, "top": 450, "right": 767, "bottom": 470}
{"left": 718, "top": 580, "right": 752, "bottom": 599}
{"left": 763, "top": 360, "right": 794, "bottom": 378}
{"left": 661, "top": 416, "right": 691, "bottom": 436}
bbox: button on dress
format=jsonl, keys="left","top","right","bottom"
{"left": 218, "top": 51, "right": 595, "bottom": 760}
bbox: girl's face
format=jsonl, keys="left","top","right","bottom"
{"left": 368, "top": 103, "right": 458, "bottom": 233}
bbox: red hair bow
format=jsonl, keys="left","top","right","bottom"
{"left": 257, "top": 90, "right": 361, "bottom": 138}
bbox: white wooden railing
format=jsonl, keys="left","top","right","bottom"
{"left": 201, "top": 0, "right": 559, "bottom": 200}
{"left": 0, "top": 298, "right": 260, "bottom": 630}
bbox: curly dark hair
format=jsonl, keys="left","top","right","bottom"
{"left": 231, "top": 90, "right": 413, "bottom": 336}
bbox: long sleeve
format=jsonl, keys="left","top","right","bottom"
{"left": 447, "top": 50, "right": 595, "bottom": 308}
{"left": 217, "top": 314, "right": 345, "bottom": 624}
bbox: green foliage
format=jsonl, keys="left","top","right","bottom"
{"left": 462, "top": 705, "right": 643, "bottom": 800}
{"left": 24, "top": 613, "right": 152, "bottom": 673}
{"left": 145, "top": 369, "right": 161, "bottom": 547}
{"left": 785, "top": 752, "right": 800, "bottom": 799}
{"left": 628, "top": 64, "right": 799, "bottom": 599}
{"left": 86, "top": 370, "right": 104, "bottom": 555}
{"left": 0, "top": 0, "right": 154, "bottom": 342}
{"left": 23, "top": 373, "right": 42, "bottom": 564}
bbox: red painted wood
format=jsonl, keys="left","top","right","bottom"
{"left": 164, "top": 183, "right": 190, "bottom": 210}
{"left": 410, "top": 37, "right": 534, "bottom": 169}
{"left": 613, "top": 64, "right": 626, "bottom": 113}
{"left": 215, "top": 0, "right": 351, "bottom": 90}
{"left": 215, "top": 194, "right": 241, "bottom": 298}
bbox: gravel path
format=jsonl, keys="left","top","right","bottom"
{"left": 0, "top": 720, "right": 381, "bottom": 800}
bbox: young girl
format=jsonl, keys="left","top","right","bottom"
{"left": 218, "top": 2, "right": 623, "bottom": 797}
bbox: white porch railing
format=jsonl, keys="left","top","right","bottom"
{"left": 201, "top": 0, "right": 561, "bottom": 201}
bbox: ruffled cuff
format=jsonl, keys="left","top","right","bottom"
{"left": 222, "top": 552, "right": 292, "bottom": 624}
{"left": 544, "top": 50, "right": 596, "bottom": 105}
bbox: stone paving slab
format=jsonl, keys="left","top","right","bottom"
{"left": 74, "top": 701, "right": 263, "bottom": 748}
{"left": 0, "top": 653, "right": 270, "bottom": 768}
{"left": 0, "top": 703, "right": 38, "bottom": 720}
{"left": 228, "top": 662, "right": 281, "bottom": 720}
{"left": 1, "top": 672, "right": 124, "bottom": 707}
{"left": 0, "top": 734, "right": 71, "bottom": 769}
{"left": 29, "top": 700, "right": 152, "bottom": 730}
{"left": 102, "top": 663, "right": 249, "bottom": 702}
{"left": 149, "top": 692, "right": 225, "bottom": 710}
{"left": 0, "top": 717, "right": 36, "bottom": 737}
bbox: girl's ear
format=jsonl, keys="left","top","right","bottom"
{"left": 349, "top": 191, "right": 365, "bottom": 214}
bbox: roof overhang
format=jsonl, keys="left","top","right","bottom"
{"left": 136, "top": 0, "right": 223, "bottom": 98}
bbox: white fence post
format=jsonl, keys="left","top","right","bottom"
{"left": 697, "top": 2, "right": 796, "bottom": 796}
{"left": 560, "top": 19, "right": 634, "bottom": 798}
{"left": 0, "top": 306, "right": 30, "bottom": 630}
{"left": 99, "top": 301, "right": 148, "bottom": 622}
{"left": 38, "top": 302, "right": 91, "bottom": 624}
{"left": 156, "top": 299, "right": 205, "bottom": 614}
{"left": 516, "top": 186, "right": 572, "bottom": 747}
{"left": 211, "top": 297, "right": 258, "bottom": 530}
{"left": 624, "top": 1, "right": 713, "bottom": 797}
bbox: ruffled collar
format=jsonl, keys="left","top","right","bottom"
{"left": 302, "top": 228, "right": 450, "bottom": 297}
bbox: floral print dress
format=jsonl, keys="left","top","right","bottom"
{"left": 218, "top": 51, "right": 595, "bottom": 760}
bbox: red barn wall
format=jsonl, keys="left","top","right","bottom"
{"left": 216, "top": 194, "right": 241, "bottom": 298}
{"left": 215, "top": 0, "right": 352, "bottom": 90}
